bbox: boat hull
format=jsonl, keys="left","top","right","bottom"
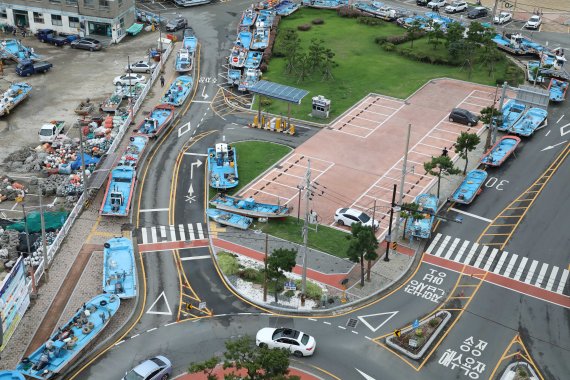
{"left": 480, "top": 136, "right": 520, "bottom": 167}
{"left": 207, "top": 208, "right": 253, "bottom": 230}
{"left": 100, "top": 166, "right": 137, "bottom": 216}
{"left": 406, "top": 193, "right": 438, "bottom": 239}
{"left": 0, "top": 83, "right": 32, "bottom": 117}
{"left": 162, "top": 75, "right": 194, "bottom": 106}
{"left": 103, "top": 237, "right": 137, "bottom": 299}
{"left": 136, "top": 104, "right": 175, "bottom": 137}
{"left": 208, "top": 144, "right": 239, "bottom": 189}
{"left": 451, "top": 169, "right": 488, "bottom": 205}
{"left": 209, "top": 194, "right": 289, "bottom": 218}
{"left": 509, "top": 108, "right": 548, "bottom": 137}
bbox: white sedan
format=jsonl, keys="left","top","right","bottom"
{"left": 445, "top": 1, "right": 467, "bottom": 13}
{"left": 494, "top": 11, "right": 512, "bottom": 24}
{"left": 427, "top": 0, "right": 446, "bottom": 9}
{"left": 525, "top": 15, "right": 542, "bottom": 29}
{"left": 125, "top": 60, "right": 156, "bottom": 73}
{"left": 334, "top": 207, "right": 379, "bottom": 230}
{"left": 113, "top": 73, "right": 147, "bottom": 86}
{"left": 256, "top": 328, "right": 316, "bottom": 357}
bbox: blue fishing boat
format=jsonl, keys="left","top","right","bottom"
{"left": 492, "top": 33, "right": 545, "bottom": 56}
{"left": 303, "top": 0, "right": 348, "bottom": 9}
{"left": 175, "top": 48, "right": 193, "bottom": 72}
{"left": 495, "top": 100, "right": 527, "bottom": 132}
{"left": 210, "top": 193, "right": 289, "bottom": 218}
{"left": 162, "top": 75, "right": 194, "bottom": 106}
{"left": 100, "top": 166, "right": 136, "bottom": 216}
{"left": 509, "top": 108, "right": 548, "bottom": 137}
{"left": 229, "top": 31, "right": 252, "bottom": 68}
{"left": 256, "top": 9, "right": 276, "bottom": 28}
{"left": 275, "top": 0, "right": 300, "bottom": 16}
{"left": 238, "top": 68, "right": 261, "bottom": 92}
{"left": 0, "top": 371, "right": 25, "bottom": 380}
{"left": 451, "top": 169, "right": 487, "bottom": 205}
{"left": 526, "top": 61, "right": 545, "bottom": 83}
{"left": 16, "top": 294, "right": 120, "bottom": 379}
{"left": 228, "top": 68, "right": 242, "bottom": 86}
{"left": 0, "top": 82, "right": 32, "bottom": 117}
{"left": 0, "top": 39, "right": 42, "bottom": 63}
{"left": 480, "top": 135, "right": 520, "bottom": 167}
{"left": 135, "top": 103, "right": 175, "bottom": 138}
{"left": 245, "top": 51, "right": 262, "bottom": 69}
{"left": 240, "top": 8, "right": 257, "bottom": 28}
{"left": 208, "top": 143, "right": 238, "bottom": 190}
{"left": 207, "top": 208, "right": 253, "bottom": 230}
{"left": 547, "top": 78, "right": 568, "bottom": 102}
{"left": 184, "top": 36, "right": 198, "bottom": 53}
{"left": 405, "top": 193, "right": 438, "bottom": 239}
{"left": 103, "top": 237, "right": 137, "bottom": 298}
{"left": 118, "top": 135, "right": 149, "bottom": 167}
{"left": 251, "top": 28, "right": 270, "bottom": 50}
{"left": 237, "top": 31, "right": 253, "bottom": 50}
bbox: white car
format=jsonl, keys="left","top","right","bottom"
{"left": 494, "top": 11, "right": 512, "bottom": 24}
{"left": 445, "top": 1, "right": 467, "bottom": 13}
{"left": 525, "top": 15, "right": 542, "bottom": 29}
{"left": 334, "top": 208, "right": 379, "bottom": 230}
{"left": 125, "top": 60, "right": 156, "bottom": 73}
{"left": 113, "top": 73, "right": 147, "bottom": 86}
{"left": 256, "top": 328, "right": 316, "bottom": 357}
{"left": 427, "top": 0, "right": 446, "bottom": 9}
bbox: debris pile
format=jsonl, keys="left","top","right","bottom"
{"left": 0, "top": 228, "right": 20, "bottom": 270}
{"left": 22, "top": 231, "right": 58, "bottom": 268}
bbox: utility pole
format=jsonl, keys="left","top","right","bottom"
{"left": 300, "top": 159, "right": 311, "bottom": 306}
{"left": 20, "top": 200, "right": 33, "bottom": 278}
{"left": 296, "top": 185, "right": 302, "bottom": 222}
{"left": 494, "top": 82, "right": 508, "bottom": 144}
{"left": 263, "top": 233, "right": 268, "bottom": 302}
{"left": 371, "top": 199, "right": 376, "bottom": 233}
{"left": 384, "top": 184, "right": 397, "bottom": 262}
{"left": 390, "top": 123, "right": 412, "bottom": 257}
{"left": 491, "top": 0, "right": 500, "bottom": 27}
{"left": 38, "top": 179, "right": 49, "bottom": 283}
{"left": 485, "top": 85, "right": 500, "bottom": 151}
{"left": 127, "top": 55, "right": 133, "bottom": 117}
{"left": 78, "top": 123, "right": 87, "bottom": 190}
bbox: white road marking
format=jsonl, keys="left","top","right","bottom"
{"left": 556, "top": 114, "right": 564, "bottom": 124}
{"left": 444, "top": 238, "right": 461, "bottom": 259}
{"left": 463, "top": 243, "right": 479, "bottom": 265}
{"left": 513, "top": 257, "right": 528, "bottom": 281}
{"left": 323, "top": 321, "right": 332, "bottom": 325}
{"left": 308, "top": 318, "right": 317, "bottom": 321}
{"left": 338, "top": 326, "right": 346, "bottom": 330}
{"left": 426, "top": 233, "right": 442, "bottom": 254}
{"left": 545, "top": 266, "right": 559, "bottom": 291}
{"left": 449, "top": 207, "right": 493, "bottom": 223}
{"left": 556, "top": 269, "right": 569, "bottom": 294}
{"left": 139, "top": 208, "right": 169, "bottom": 212}
{"left": 188, "top": 224, "right": 195, "bottom": 240}
{"left": 183, "top": 152, "right": 208, "bottom": 156}
{"left": 534, "top": 263, "right": 549, "bottom": 287}
{"left": 352, "top": 331, "right": 358, "bottom": 334}
{"left": 141, "top": 227, "right": 149, "bottom": 244}
{"left": 130, "top": 334, "right": 140, "bottom": 339}
{"left": 453, "top": 241, "right": 470, "bottom": 263}
{"left": 493, "top": 251, "right": 508, "bottom": 274}
{"left": 146, "top": 291, "right": 173, "bottom": 315}
{"left": 196, "top": 223, "right": 205, "bottom": 239}
{"left": 474, "top": 246, "right": 488, "bottom": 268}
{"left": 114, "top": 340, "right": 125, "bottom": 346}
{"left": 178, "top": 224, "right": 186, "bottom": 241}
{"left": 524, "top": 260, "right": 539, "bottom": 284}
{"left": 434, "top": 235, "right": 451, "bottom": 257}
{"left": 483, "top": 248, "right": 498, "bottom": 271}
{"left": 151, "top": 227, "right": 158, "bottom": 244}
{"left": 503, "top": 254, "right": 518, "bottom": 277}
{"left": 356, "top": 368, "right": 377, "bottom": 380}
{"left": 146, "top": 327, "right": 157, "bottom": 333}
{"left": 180, "top": 255, "right": 211, "bottom": 261}
{"left": 357, "top": 311, "right": 398, "bottom": 332}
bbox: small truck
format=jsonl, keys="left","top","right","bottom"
{"left": 36, "top": 28, "right": 69, "bottom": 46}
{"left": 16, "top": 60, "right": 53, "bottom": 77}
{"left": 39, "top": 121, "right": 65, "bottom": 143}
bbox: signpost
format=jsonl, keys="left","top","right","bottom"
{"left": 394, "top": 329, "right": 401, "bottom": 338}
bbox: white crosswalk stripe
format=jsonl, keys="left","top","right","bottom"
{"left": 425, "top": 234, "right": 569, "bottom": 296}
{"left": 137, "top": 223, "right": 207, "bottom": 244}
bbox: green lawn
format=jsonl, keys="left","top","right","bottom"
{"left": 210, "top": 141, "right": 292, "bottom": 199}
{"left": 260, "top": 216, "right": 351, "bottom": 259}
{"left": 262, "top": 8, "right": 510, "bottom": 121}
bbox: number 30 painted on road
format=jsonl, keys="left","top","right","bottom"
{"left": 485, "top": 177, "right": 509, "bottom": 190}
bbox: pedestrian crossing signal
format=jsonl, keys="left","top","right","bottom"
{"left": 394, "top": 329, "right": 401, "bottom": 338}
{"left": 391, "top": 242, "right": 398, "bottom": 250}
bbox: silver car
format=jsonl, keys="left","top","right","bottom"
{"left": 123, "top": 356, "right": 172, "bottom": 380}
{"left": 126, "top": 60, "right": 157, "bottom": 73}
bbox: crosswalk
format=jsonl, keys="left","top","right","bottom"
{"left": 138, "top": 223, "right": 207, "bottom": 244}
{"left": 426, "top": 233, "right": 569, "bottom": 296}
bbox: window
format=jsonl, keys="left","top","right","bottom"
{"left": 99, "top": 0, "right": 109, "bottom": 8}
{"left": 49, "top": 0, "right": 61, "bottom": 3}
{"left": 33, "top": 12, "right": 44, "bottom": 23}
{"left": 69, "top": 16, "right": 80, "bottom": 28}
{"left": 0, "top": 9, "right": 6, "bottom": 19}
{"left": 120, "top": 17, "right": 125, "bottom": 28}
{"left": 51, "top": 14, "right": 63, "bottom": 26}
{"left": 118, "top": 0, "right": 123, "bottom": 7}
{"left": 66, "top": 0, "right": 78, "bottom": 5}
{"left": 84, "top": 0, "right": 95, "bottom": 8}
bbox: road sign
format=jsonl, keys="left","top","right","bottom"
{"left": 394, "top": 329, "right": 401, "bottom": 338}
{"left": 284, "top": 281, "right": 296, "bottom": 291}
{"left": 391, "top": 242, "right": 398, "bottom": 250}
{"left": 412, "top": 319, "right": 420, "bottom": 329}
{"left": 198, "top": 301, "right": 207, "bottom": 310}
{"left": 232, "top": 56, "right": 238, "bottom": 63}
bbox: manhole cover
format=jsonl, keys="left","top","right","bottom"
{"left": 346, "top": 318, "right": 358, "bottom": 328}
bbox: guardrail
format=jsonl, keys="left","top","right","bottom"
{"left": 26, "top": 42, "right": 174, "bottom": 292}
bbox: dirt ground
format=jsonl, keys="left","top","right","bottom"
{"left": 0, "top": 30, "right": 163, "bottom": 165}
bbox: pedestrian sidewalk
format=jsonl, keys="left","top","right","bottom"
{"left": 177, "top": 365, "right": 326, "bottom": 380}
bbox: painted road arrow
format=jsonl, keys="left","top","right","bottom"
{"left": 190, "top": 159, "right": 203, "bottom": 179}
{"left": 541, "top": 140, "right": 568, "bottom": 151}
{"left": 356, "top": 368, "right": 376, "bottom": 380}
{"left": 202, "top": 87, "right": 209, "bottom": 99}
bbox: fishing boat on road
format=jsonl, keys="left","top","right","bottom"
{"left": 303, "top": 0, "right": 348, "bottom": 9}
{"left": 0, "top": 82, "right": 32, "bottom": 117}
{"left": 207, "top": 208, "right": 253, "bottom": 230}
{"left": 0, "top": 39, "right": 42, "bottom": 63}
{"left": 118, "top": 135, "right": 149, "bottom": 167}
{"left": 244, "top": 50, "right": 262, "bottom": 69}
{"left": 208, "top": 143, "right": 238, "bottom": 190}
{"left": 100, "top": 166, "right": 136, "bottom": 217}
{"left": 275, "top": 0, "right": 300, "bottom": 16}
{"left": 480, "top": 135, "right": 520, "bottom": 167}
{"left": 251, "top": 28, "right": 269, "bottom": 50}
{"left": 0, "top": 371, "right": 25, "bottom": 380}
{"left": 228, "top": 68, "right": 242, "bottom": 86}
{"left": 496, "top": 100, "right": 527, "bottom": 132}
{"left": 161, "top": 75, "right": 194, "bottom": 106}
{"left": 229, "top": 43, "right": 248, "bottom": 68}
{"left": 103, "top": 237, "right": 137, "bottom": 298}
{"left": 405, "top": 193, "right": 438, "bottom": 239}
{"left": 135, "top": 103, "right": 175, "bottom": 138}
{"left": 450, "top": 169, "right": 488, "bottom": 205}
{"left": 256, "top": 9, "right": 276, "bottom": 28}
{"left": 210, "top": 194, "right": 289, "bottom": 218}
{"left": 238, "top": 68, "right": 261, "bottom": 92}
{"left": 240, "top": 7, "right": 257, "bottom": 28}
{"left": 547, "top": 78, "right": 568, "bottom": 102}
{"left": 184, "top": 35, "right": 198, "bottom": 54}
{"left": 526, "top": 61, "right": 545, "bottom": 83}
{"left": 509, "top": 108, "right": 548, "bottom": 137}
{"left": 16, "top": 294, "right": 120, "bottom": 379}
{"left": 175, "top": 48, "right": 193, "bottom": 72}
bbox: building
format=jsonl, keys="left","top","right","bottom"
{"left": 0, "top": 0, "right": 136, "bottom": 43}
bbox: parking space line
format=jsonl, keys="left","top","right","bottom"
{"left": 426, "top": 135, "right": 456, "bottom": 144}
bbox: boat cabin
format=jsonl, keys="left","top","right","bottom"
{"left": 109, "top": 190, "right": 124, "bottom": 213}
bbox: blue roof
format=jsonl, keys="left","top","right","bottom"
{"left": 249, "top": 80, "right": 309, "bottom": 104}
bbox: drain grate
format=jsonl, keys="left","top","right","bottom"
{"left": 346, "top": 318, "right": 358, "bottom": 329}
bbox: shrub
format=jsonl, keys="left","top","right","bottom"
{"left": 259, "top": 63, "right": 268, "bottom": 73}
{"left": 294, "top": 279, "right": 323, "bottom": 300}
{"left": 495, "top": 77, "right": 505, "bottom": 85}
{"left": 260, "top": 98, "right": 273, "bottom": 107}
{"left": 375, "top": 36, "right": 388, "bottom": 45}
{"left": 283, "top": 290, "right": 295, "bottom": 298}
{"left": 218, "top": 252, "right": 239, "bottom": 276}
{"left": 517, "top": 368, "right": 528, "bottom": 378}
{"left": 311, "top": 18, "right": 324, "bottom": 25}
{"left": 386, "top": 34, "right": 411, "bottom": 45}
{"left": 337, "top": 6, "right": 363, "bottom": 18}
{"left": 238, "top": 267, "right": 263, "bottom": 283}
{"left": 429, "top": 317, "right": 441, "bottom": 327}
{"left": 297, "top": 24, "right": 311, "bottom": 31}
{"left": 262, "top": 49, "right": 272, "bottom": 63}
{"left": 415, "top": 328, "right": 424, "bottom": 337}
{"left": 382, "top": 42, "right": 396, "bottom": 52}
{"left": 357, "top": 16, "right": 384, "bottom": 26}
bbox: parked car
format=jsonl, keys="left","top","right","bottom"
{"left": 122, "top": 356, "right": 172, "bottom": 380}
{"left": 70, "top": 38, "right": 102, "bottom": 51}
{"left": 113, "top": 73, "right": 147, "bottom": 86}
{"left": 445, "top": 1, "right": 467, "bottom": 13}
{"left": 449, "top": 108, "right": 479, "bottom": 126}
{"left": 165, "top": 17, "right": 188, "bottom": 32}
{"left": 126, "top": 60, "right": 157, "bottom": 73}
{"left": 334, "top": 208, "right": 379, "bottom": 230}
{"left": 256, "top": 328, "right": 316, "bottom": 357}
{"left": 416, "top": 0, "right": 429, "bottom": 5}
{"left": 494, "top": 11, "right": 512, "bottom": 24}
{"left": 467, "top": 7, "right": 488, "bottom": 19}
{"left": 525, "top": 15, "right": 542, "bottom": 29}
{"left": 427, "top": 0, "right": 447, "bottom": 9}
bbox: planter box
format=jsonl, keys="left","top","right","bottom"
{"left": 500, "top": 362, "right": 540, "bottom": 380}
{"left": 385, "top": 310, "right": 452, "bottom": 360}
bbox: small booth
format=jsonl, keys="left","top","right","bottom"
{"left": 311, "top": 95, "right": 331, "bottom": 118}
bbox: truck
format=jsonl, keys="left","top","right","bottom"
{"left": 38, "top": 121, "right": 65, "bottom": 143}
{"left": 36, "top": 29, "right": 69, "bottom": 46}
{"left": 15, "top": 60, "right": 53, "bottom": 77}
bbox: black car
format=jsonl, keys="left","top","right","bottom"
{"left": 165, "top": 17, "right": 188, "bottom": 32}
{"left": 467, "top": 7, "right": 488, "bottom": 19}
{"left": 449, "top": 108, "right": 479, "bottom": 126}
{"left": 70, "top": 38, "right": 102, "bottom": 51}
{"left": 416, "top": 0, "right": 429, "bottom": 5}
